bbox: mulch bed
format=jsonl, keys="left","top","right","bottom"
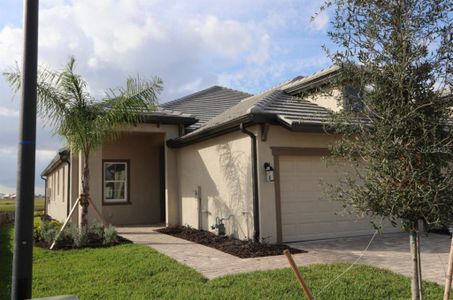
{"left": 156, "top": 226, "right": 305, "bottom": 258}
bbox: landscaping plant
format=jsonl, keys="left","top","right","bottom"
{"left": 316, "top": 1, "right": 452, "bottom": 299}
{"left": 103, "top": 225, "right": 118, "bottom": 246}
{"left": 33, "top": 217, "right": 120, "bottom": 249}
{"left": 4, "top": 57, "right": 162, "bottom": 226}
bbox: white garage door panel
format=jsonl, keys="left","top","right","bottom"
{"left": 280, "top": 155, "right": 398, "bottom": 242}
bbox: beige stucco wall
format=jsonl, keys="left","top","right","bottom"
{"left": 46, "top": 163, "right": 69, "bottom": 222}
{"left": 101, "top": 132, "right": 164, "bottom": 225}
{"left": 177, "top": 130, "right": 254, "bottom": 240}
{"left": 79, "top": 123, "right": 180, "bottom": 226}
{"left": 257, "top": 125, "right": 338, "bottom": 243}
{"left": 305, "top": 89, "right": 343, "bottom": 112}
{"left": 69, "top": 152, "right": 79, "bottom": 224}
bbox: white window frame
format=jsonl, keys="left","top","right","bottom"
{"left": 103, "top": 161, "right": 129, "bottom": 204}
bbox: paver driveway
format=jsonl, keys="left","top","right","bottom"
{"left": 289, "top": 232, "right": 450, "bottom": 285}
{"left": 118, "top": 226, "right": 450, "bottom": 285}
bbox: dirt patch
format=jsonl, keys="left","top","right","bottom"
{"left": 156, "top": 226, "right": 305, "bottom": 258}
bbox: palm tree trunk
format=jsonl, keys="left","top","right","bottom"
{"left": 80, "top": 149, "right": 90, "bottom": 227}
{"left": 411, "top": 230, "right": 421, "bottom": 300}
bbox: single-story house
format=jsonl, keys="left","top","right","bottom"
{"left": 42, "top": 66, "right": 399, "bottom": 243}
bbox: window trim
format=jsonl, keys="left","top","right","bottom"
{"left": 102, "top": 159, "right": 131, "bottom": 205}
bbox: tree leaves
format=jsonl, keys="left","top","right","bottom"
{"left": 3, "top": 57, "right": 163, "bottom": 156}
{"left": 322, "top": 0, "right": 453, "bottom": 230}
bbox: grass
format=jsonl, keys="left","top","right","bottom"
{"left": 0, "top": 224, "right": 444, "bottom": 300}
{"left": 0, "top": 198, "right": 44, "bottom": 212}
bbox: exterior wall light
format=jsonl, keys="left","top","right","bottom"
{"left": 264, "top": 162, "right": 274, "bottom": 182}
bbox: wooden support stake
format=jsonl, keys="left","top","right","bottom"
{"left": 49, "top": 197, "right": 80, "bottom": 250}
{"left": 87, "top": 197, "right": 109, "bottom": 227}
{"left": 284, "top": 249, "right": 314, "bottom": 300}
{"left": 443, "top": 235, "right": 453, "bottom": 300}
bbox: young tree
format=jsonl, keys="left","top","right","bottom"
{"left": 318, "top": 1, "right": 452, "bottom": 299}
{"left": 5, "top": 57, "right": 162, "bottom": 226}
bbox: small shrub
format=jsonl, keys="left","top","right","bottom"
{"left": 33, "top": 219, "right": 42, "bottom": 242}
{"left": 88, "top": 222, "right": 105, "bottom": 244}
{"left": 56, "top": 224, "right": 75, "bottom": 247}
{"left": 40, "top": 221, "right": 58, "bottom": 245}
{"left": 71, "top": 226, "right": 89, "bottom": 248}
{"left": 103, "top": 225, "right": 118, "bottom": 246}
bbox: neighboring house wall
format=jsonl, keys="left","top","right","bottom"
{"left": 178, "top": 130, "right": 254, "bottom": 240}
{"left": 46, "top": 163, "right": 69, "bottom": 222}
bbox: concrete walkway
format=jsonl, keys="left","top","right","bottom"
{"left": 117, "top": 226, "right": 450, "bottom": 284}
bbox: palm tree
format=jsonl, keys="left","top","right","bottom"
{"left": 4, "top": 57, "right": 163, "bottom": 226}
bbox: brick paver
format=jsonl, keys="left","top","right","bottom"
{"left": 117, "top": 226, "right": 450, "bottom": 284}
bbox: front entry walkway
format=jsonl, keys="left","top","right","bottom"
{"left": 117, "top": 226, "right": 450, "bottom": 284}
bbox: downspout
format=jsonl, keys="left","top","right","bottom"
{"left": 40, "top": 175, "right": 47, "bottom": 215}
{"left": 240, "top": 123, "right": 260, "bottom": 242}
{"left": 59, "top": 153, "right": 71, "bottom": 217}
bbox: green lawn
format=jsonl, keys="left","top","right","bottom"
{"left": 0, "top": 224, "right": 443, "bottom": 300}
{"left": 0, "top": 198, "right": 44, "bottom": 212}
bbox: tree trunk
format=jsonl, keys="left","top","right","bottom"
{"left": 411, "top": 230, "right": 421, "bottom": 300}
{"left": 443, "top": 234, "right": 453, "bottom": 300}
{"left": 417, "top": 231, "right": 423, "bottom": 300}
{"left": 80, "top": 149, "right": 90, "bottom": 227}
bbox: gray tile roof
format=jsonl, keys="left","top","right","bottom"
{"left": 181, "top": 67, "right": 339, "bottom": 139}
{"left": 161, "top": 86, "right": 252, "bottom": 130}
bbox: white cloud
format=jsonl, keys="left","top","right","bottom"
{"left": 0, "top": 26, "right": 22, "bottom": 68}
{"left": 0, "top": 147, "right": 15, "bottom": 156}
{"left": 36, "top": 149, "right": 57, "bottom": 163}
{"left": 195, "top": 16, "right": 254, "bottom": 61}
{"left": 0, "top": 106, "right": 19, "bottom": 117}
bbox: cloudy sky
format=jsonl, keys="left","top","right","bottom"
{"left": 0, "top": 0, "right": 334, "bottom": 194}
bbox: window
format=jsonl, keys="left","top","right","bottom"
{"left": 343, "top": 85, "right": 364, "bottom": 112}
{"left": 103, "top": 161, "right": 129, "bottom": 204}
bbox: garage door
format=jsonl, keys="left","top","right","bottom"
{"left": 279, "top": 155, "right": 396, "bottom": 242}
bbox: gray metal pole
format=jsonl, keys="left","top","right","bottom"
{"left": 11, "top": 0, "right": 39, "bottom": 299}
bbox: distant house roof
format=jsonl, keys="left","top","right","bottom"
{"left": 161, "top": 86, "right": 252, "bottom": 131}
{"left": 168, "top": 67, "right": 340, "bottom": 147}
{"left": 41, "top": 148, "right": 69, "bottom": 177}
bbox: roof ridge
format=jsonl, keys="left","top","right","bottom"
{"left": 282, "top": 65, "right": 340, "bottom": 93}
{"left": 161, "top": 85, "right": 251, "bottom": 108}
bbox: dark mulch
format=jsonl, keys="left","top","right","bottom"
{"left": 156, "top": 226, "right": 305, "bottom": 258}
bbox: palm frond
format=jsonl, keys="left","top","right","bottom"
{"left": 3, "top": 64, "right": 68, "bottom": 127}
{"left": 3, "top": 57, "right": 163, "bottom": 156}
{"left": 100, "top": 75, "right": 163, "bottom": 128}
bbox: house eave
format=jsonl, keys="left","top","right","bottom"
{"left": 167, "top": 113, "right": 328, "bottom": 148}
{"left": 41, "top": 148, "right": 70, "bottom": 177}
{"left": 139, "top": 114, "right": 198, "bottom": 125}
